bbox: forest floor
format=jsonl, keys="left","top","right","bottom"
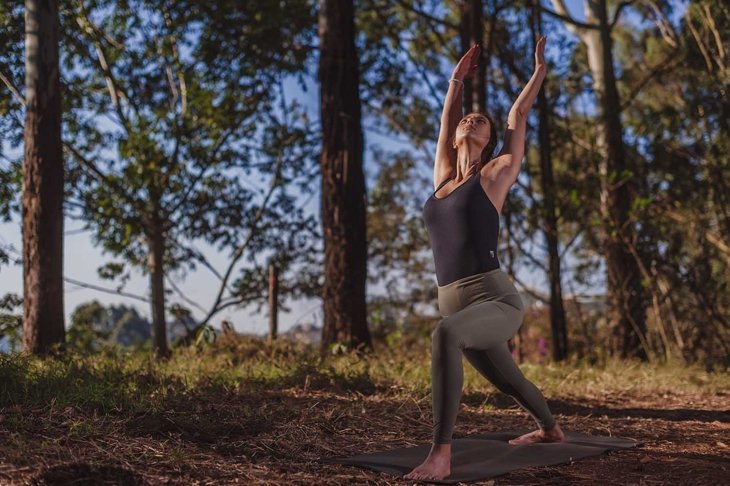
{"left": 0, "top": 336, "right": 728, "bottom": 485}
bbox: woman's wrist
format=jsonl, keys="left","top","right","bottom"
{"left": 449, "top": 77, "right": 464, "bottom": 85}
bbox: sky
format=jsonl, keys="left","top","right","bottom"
{"left": 1, "top": 0, "right": 677, "bottom": 337}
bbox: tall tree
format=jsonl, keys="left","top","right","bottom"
{"left": 22, "top": 0, "right": 65, "bottom": 354}
{"left": 61, "top": 0, "right": 318, "bottom": 358}
{"left": 530, "top": 2, "right": 568, "bottom": 361}
{"left": 550, "top": 0, "right": 648, "bottom": 359}
{"left": 318, "top": 0, "right": 372, "bottom": 354}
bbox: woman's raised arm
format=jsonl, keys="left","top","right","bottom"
{"left": 494, "top": 35, "right": 547, "bottom": 183}
{"left": 433, "top": 44, "right": 480, "bottom": 189}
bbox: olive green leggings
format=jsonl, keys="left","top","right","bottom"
{"left": 431, "top": 268, "right": 556, "bottom": 444}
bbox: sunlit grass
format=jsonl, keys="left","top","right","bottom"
{"left": 1, "top": 334, "right": 726, "bottom": 413}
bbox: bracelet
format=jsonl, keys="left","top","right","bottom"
{"left": 449, "top": 78, "right": 464, "bottom": 85}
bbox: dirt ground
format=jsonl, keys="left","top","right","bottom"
{"left": 0, "top": 387, "right": 728, "bottom": 485}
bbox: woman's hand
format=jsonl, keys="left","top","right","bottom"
{"left": 535, "top": 35, "right": 547, "bottom": 71}
{"left": 452, "top": 44, "right": 480, "bottom": 81}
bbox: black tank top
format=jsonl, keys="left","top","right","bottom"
{"left": 422, "top": 171, "right": 500, "bottom": 286}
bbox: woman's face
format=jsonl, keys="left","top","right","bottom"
{"left": 454, "top": 113, "right": 491, "bottom": 149}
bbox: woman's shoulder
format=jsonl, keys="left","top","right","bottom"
{"left": 480, "top": 155, "right": 511, "bottom": 180}
{"left": 478, "top": 159, "right": 494, "bottom": 181}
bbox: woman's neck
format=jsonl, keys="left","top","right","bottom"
{"left": 455, "top": 142, "right": 482, "bottom": 179}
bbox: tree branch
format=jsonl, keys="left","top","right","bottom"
{"left": 371, "top": 5, "right": 443, "bottom": 119}
{"left": 63, "top": 143, "right": 145, "bottom": 213}
{"left": 558, "top": 227, "right": 584, "bottom": 259}
{"left": 164, "top": 273, "right": 207, "bottom": 314}
{"left": 393, "top": 0, "right": 458, "bottom": 30}
{"left": 609, "top": 0, "right": 638, "bottom": 30}
{"left": 64, "top": 276, "right": 149, "bottom": 303}
{"left": 388, "top": 0, "right": 455, "bottom": 53}
{"left": 215, "top": 294, "right": 265, "bottom": 314}
{"left": 643, "top": 0, "right": 678, "bottom": 48}
{"left": 198, "top": 152, "right": 286, "bottom": 327}
{"left": 74, "top": 1, "right": 140, "bottom": 128}
{"left": 509, "top": 230, "right": 550, "bottom": 273}
{"left": 0, "top": 71, "right": 25, "bottom": 105}
{"left": 161, "top": 1, "right": 188, "bottom": 115}
{"left": 685, "top": 8, "right": 714, "bottom": 72}
{"left": 169, "top": 239, "right": 228, "bottom": 286}
{"left": 701, "top": 2, "right": 726, "bottom": 71}
{"left": 666, "top": 209, "right": 730, "bottom": 267}
{"left": 545, "top": 0, "right": 599, "bottom": 36}
{"left": 509, "top": 269, "right": 550, "bottom": 304}
{"left": 620, "top": 53, "right": 681, "bottom": 112}
{"left": 163, "top": 90, "right": 269, "bottom": 224}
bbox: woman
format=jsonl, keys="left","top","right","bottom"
{"left": 404, "top": 36, "right": 565, "bottom": 481}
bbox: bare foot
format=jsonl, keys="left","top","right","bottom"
{"left": 403, "top": 443, "right": 451, "bottom": 481}
{"left": 508, "top": 421, "right": 565, "bottom": 445}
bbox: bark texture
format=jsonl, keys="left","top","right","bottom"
{"left": 147, "top": 208, "right": 170, "bottom": 359}
{"left": 318, "top": 0, "right": 372, "bottom": 354}
{"left": 22, "top": 0, "right": 66, "bottom": 354}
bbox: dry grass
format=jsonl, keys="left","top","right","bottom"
{"left": 0, "top": 334, "right": 727, "bottom": 485}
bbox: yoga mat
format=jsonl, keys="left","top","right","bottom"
{"left": 319, "top": 428, "right": 642, "bottom": 484}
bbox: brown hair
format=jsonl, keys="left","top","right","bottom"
{"left": 478, "top": 113, "right": 498, "bottom": 169}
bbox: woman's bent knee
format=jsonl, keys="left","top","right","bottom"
{"left": 431, "top": 318, "right": 461, "bottom": 348}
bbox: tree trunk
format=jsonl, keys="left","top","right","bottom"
{"left": 593, "top": 0, "right": 648, "bottom": 360}
{"left": 531, "top": 3, "right": 568, "bottom": 361}
{"left": 552, "top": 0, "right": 649, "bottom": 360}
{"left": 458, "top": 0, "right": 486, "bottom": 114}
{"left": 318, "top": 0, "right": 372, "bottom": 355}
{"left": 268, "top": 261, "right": 278, "bottom": 342}
{"left": 147, "top": 211, "right": 170, "bottom": 358}
{"left": 22, "top": 0, "right": 65, "bottom": 354}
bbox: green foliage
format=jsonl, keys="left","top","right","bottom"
{"left": 0, "top": 1, "right": 24, "bottom": 223}
{"left": 0, "top": 292, "right": 22, "bottom": 351}
{"left": 193, "top": 324, "right": 217, "bottom": 349}
{"left": 357, "top": 0, "right": 462, "bottom": 142}
{"left": 1, "top": 0, "right": 726, "bottom": 367}
{"left": 67, "top": 301, "right": 111, "bottom": 353}
{"left": 182, "top": 0, "right": 315, "bottom": 80}
{"left": 1, "top": 0, "right": 323, "bottom": 349}
{"left": 66, "top": 301, "right": 152, "bottom": 352}
{"left": 615, "top": 0, "right": 730, "bottom": 365}
{"left": 365, "top": 148, "right": 438, "bottom": 338}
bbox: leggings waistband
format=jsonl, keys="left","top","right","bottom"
{"left": 437, "top": 268, "right": 502, "bottom": 290}
{"left": 437, "top": 269, "right": 523, "bottom": 317}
